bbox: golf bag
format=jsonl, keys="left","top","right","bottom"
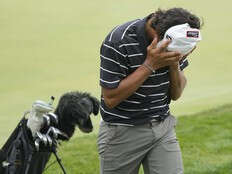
{"left": 0, "top": 91, "right": 99, "bottom": 174}
{"left": 0, "top": 118, "right": 52, "bottom": 174}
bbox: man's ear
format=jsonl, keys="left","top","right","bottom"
{"left": 88, "top": 96, "right": 100, "bottom": 115}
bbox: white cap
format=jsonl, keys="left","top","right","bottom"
{"left": 157, "top": 23, "right": 202, "bottom": 55}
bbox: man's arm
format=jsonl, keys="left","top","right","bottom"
{"left": 169, "top": 62, "right": 187, "bottom": 101}
{"left": 102, "top": 65, "right": 152, "bottom": 108}
{"left": 169, "top": 46, "right": 196, "bottom": 101}
{"left": 103, "top": 38, "right": 182, "bottom": 108}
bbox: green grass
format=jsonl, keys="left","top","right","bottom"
{"left": 177, "top": 105, "right": 232, "bottom": 174}
{"left": 1, "top": 1, "right": 232, "bottom": 172}
{"left": 43, "top": 104, "right": 232, "bottom": 174}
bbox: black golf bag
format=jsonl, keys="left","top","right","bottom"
{"left": 0, "top": 118, "right": 52, "bottom": 174}
{"left": 0, "top": 97, "right": 68, "bottom": 174}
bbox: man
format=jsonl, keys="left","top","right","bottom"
{"left": 98, "top": 8, "right": 201, "bottom": 174}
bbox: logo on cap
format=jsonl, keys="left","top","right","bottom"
{"left": 166, "top": 34, "right": 172, "bottom": 40}
{"left": 186, "top": 31, "right": 199, "bottom": 38}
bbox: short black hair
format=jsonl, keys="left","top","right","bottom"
{"left": 148, "top": 8, "right": 202, "bottom": 40}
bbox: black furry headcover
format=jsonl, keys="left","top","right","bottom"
{"left": 54, "top": 91, "right": 99, "bottom": 140}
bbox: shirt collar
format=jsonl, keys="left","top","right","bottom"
{"left": 136, "top": 16, "right": 150, "bottom": 53}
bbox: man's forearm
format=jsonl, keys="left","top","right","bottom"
{"left": 169, "top": 63, "right": 187, "bottom": 101}
{"left": 102, "top": 65, "right": 152, "bottom": 108}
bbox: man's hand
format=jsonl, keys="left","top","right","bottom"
{"left": 144, "top": 38, "right": 182, "bottom": 70}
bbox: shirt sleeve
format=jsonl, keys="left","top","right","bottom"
{"left": 100, "top": 41, "right": 128, "bottom": 89}
{"left": 179, "top": 57, "right": 189, "bottom": 71}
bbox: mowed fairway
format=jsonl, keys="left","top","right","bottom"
{"left": 0, "top": 0, "right": 232, "bottom": 147}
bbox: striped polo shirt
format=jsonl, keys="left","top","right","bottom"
{"left": 99, "top": 16, "right": 188, "bottom": 126}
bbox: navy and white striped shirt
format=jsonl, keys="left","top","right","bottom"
{"left": 100, "top": 17, "right": 188, "bottom": 126}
